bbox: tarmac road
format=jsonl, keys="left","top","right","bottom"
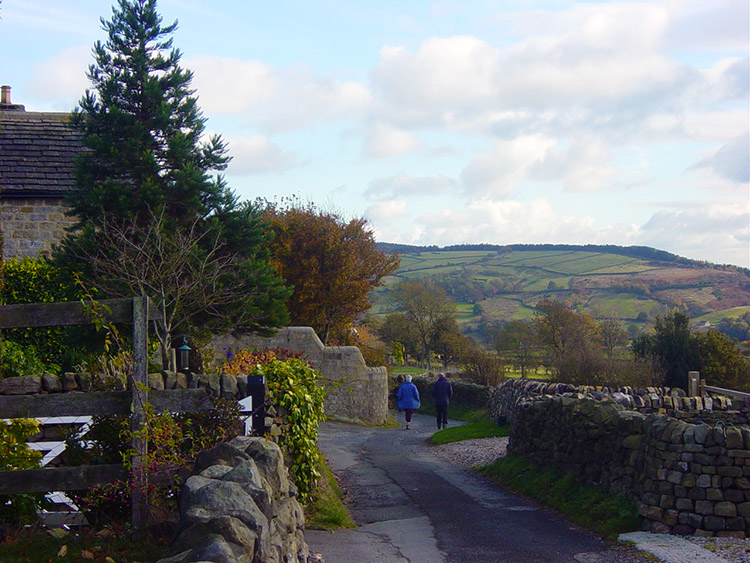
{"left": 306, "top": 414, "right": 655, "bottom": 563}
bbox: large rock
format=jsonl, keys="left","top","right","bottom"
{"left": 0, "top": 375, "right": 41, "bottom": 395}
{"left": 161, "top": 437, "right": 308, "bottom": 563}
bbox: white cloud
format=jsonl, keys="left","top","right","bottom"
{"left": 365, "top": 174, "right": 458, "bottom": 199}
{"left": 374, "top": 197, "right": 748, "bottom": 267}
{"left": 189, "top": 56, "right": 277, "bottom": 114}
{"left": 188, "top": 55, "right": 372, "bottom": 132}
{"left": 27, "top": 45, "right": 90, "bottom": 109}
{"left": 364, "top": 199, "right": 407, "bottom": 224}
{"left": 411, "top": 198, "right": 606, "bottom": 246}
{"left": 637, "top": 202, "right": 749, "bottom": 266}
{"left": 692, "top": 133, "right": 750, "bottom": 183}
{"left": 225, "top": 134, "right": 300, "bottom": 174}
{"left": 460, "top": 136, "right": 555, "bottom": 197}
{"left": 363, "top": 122, "right": 420, "bottom": 158}
{"left": 530, "top": 137, "right": 616, "bottom": 192}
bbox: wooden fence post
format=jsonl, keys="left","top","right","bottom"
{"left": 688, "top": 371, "right": 700, "bottom": 397}
{"left": 131, "top": 296, "right": 149, "bottom": 529}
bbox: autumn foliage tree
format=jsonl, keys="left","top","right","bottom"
{"left": 264, "top": 201, "right": 399, "bottom": 344}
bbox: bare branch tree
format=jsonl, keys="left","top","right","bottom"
{"left": 68, "top": 208, "right": 253, "bottom": 370}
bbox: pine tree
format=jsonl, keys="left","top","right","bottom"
{"left": 68, "top": 0, "right": 230, "bottom": 224}
{"left": 59, "top": 0, "right": 290, "bottom": 359}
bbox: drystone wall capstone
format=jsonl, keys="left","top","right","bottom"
{"left": 212, "top": 327, "right": 389, "bottom": 425}
{"left": 491, "top": 379, "right": 750, "bottom": 538}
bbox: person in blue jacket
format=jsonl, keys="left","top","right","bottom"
{"left": 397, "top": 374, "right": 420, "bottom": 429}
{"left": 431, "top": 372, "right": 454, "bottom": 429}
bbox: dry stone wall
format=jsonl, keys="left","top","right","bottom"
{"left": 158, "top": 437, "right": 308, "bottom": 563}
{"left": 492, "top": 379, "right": 750, "bottom": 538}
{"left": 212, "top": 327, "right": 388, "bottom": 425}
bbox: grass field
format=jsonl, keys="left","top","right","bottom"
{"left": 370, "top": 247, "right": 750, "bottom": 332}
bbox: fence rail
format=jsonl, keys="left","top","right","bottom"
{"left": 0, "top": 297, "right": 169, "bottom": 529}
{"left": 688, "top": 370, "right": 750, "bottom": 400}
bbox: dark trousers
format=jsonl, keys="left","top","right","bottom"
{"left": 436, "top": 405, "right": 448, "bottom": 427}
{"left": 404, "top": 409, "right": 414, "bottom": 422}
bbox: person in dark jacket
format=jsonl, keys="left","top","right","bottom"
{"left": 431, "top": 373, "right": 453, "bottom": 429}
{"left": 396, "top": 375, "right": 420, "bottom": 429}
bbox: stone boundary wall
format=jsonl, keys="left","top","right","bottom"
{"left": 412, "top": 375, "right": 493, "bottom": 410}
{"left": 159, "top": 436, "right": 308, "bottom": 563}
{"left": 0, "top": 197, "right": 75, "bottom": 259}
{"left": 490, "top": 379, "right": 750, "bottom": 426}
{"left": 492, "top": 379, "right": 750, "bottom": 538}
{"left": 212, "top": 327, "right": 389, "bottom": 425}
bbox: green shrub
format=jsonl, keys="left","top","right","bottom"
{"left": 223, "top": 350, "right": 328, "bottom": 502}
{"left": 0, "top": 340, "right": 51, "bottom": 379}
{"left": 0, "top": 418, "right": 48, "bottom": 526}
{"left": 249, "top": 359, "right": 326, "bottom": 502}
{"left": 1, "top": 258, "right": 100, "bottom": 370}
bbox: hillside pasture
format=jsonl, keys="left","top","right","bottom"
{"left": 586, "top": 293, "right": 664, "bottom": 319}
{"left": 368, "top": 247, "right": 750, "bottom": 342}
{"left": 694, "top": 306, "right": 750, "bottom": 324}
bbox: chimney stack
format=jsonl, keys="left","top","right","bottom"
{"left": 0, "top": 85, "right": 25, "bottom": 111}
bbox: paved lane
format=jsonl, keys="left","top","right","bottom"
{"left": 307, "top": 414, "right": 652, "bottom": 563}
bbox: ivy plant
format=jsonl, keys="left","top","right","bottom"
{"left": 247, "top": 358, "right": 326, "bottom": 502}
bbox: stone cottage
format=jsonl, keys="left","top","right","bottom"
{"left": 0, "top": 85, "right": 84, "bottom": 259}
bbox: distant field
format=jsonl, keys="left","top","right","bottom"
{"left": 694, "top": 306, "right": 750, "bottom": 324}
{"left": 369, "top": 246, "right": 750, "bottom": 338}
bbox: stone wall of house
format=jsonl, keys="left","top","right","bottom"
{"left": 0, "top": 197, "right": 74, "bottom": 258}
{"left": 492, "top": 379, "right": 750, "bottom": 538}
{"left": 212, "top": 327, "right": 389, "bottom": 425}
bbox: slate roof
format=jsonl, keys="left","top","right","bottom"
{"left": 0, "top": 108, "right": 86, "bottom": 198}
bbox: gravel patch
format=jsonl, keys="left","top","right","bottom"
{"left": 431, "top": 436, "right": 509, "bottom": 469}
{"left": 683, "top": 536, "right": 750, "bottom": 563}
{"left": 431, "top": 436, "right": 750, "bottom": 562}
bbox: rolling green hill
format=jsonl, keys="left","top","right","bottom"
{"left": 370, "top": 244, "right": 750, "bottom": 342}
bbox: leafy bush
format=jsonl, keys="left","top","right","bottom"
{"left": 223, "top": 351, "right": 326, "bottom": 502}
{"left": 64, "top": 399, "right": 242, "bottom": 526}
{"left": 254, "top": 359, "right": 326, "bottom": 502}
{"left": 0, "top": 340, "right": 51, "bottom": 379}
{"left": 220, "top": 347, "right": 303, "bottom": 375}
{"left": 0, "top": 419, "right": 47, "bottom": 526}
{"left": 1, "top": 258, "right": 100, "bottom": 370}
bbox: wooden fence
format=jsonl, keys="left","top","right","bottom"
{"left": 0, "top": 297, "right": 214, "bottom": 528}
{"left": 688, "top": 370, "right": 750, "bottom": 400}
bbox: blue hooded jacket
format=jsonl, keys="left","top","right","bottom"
{"left": 397, "top": 381, "right": 421, "bottom": 410}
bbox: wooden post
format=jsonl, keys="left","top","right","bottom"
{"left": 131, "top": 296, "right": 149, "bottom": 529}
{"left": 688, "top": 371, "right": 700, "bottom": 397}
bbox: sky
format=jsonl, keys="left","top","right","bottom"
{"left": 1, "top": 0, "right": 748, "bottom": 267}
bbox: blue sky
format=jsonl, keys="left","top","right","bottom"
{"left": 2, "top": 0, "right": 748, "bottom": 266}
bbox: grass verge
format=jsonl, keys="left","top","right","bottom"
{"left": 0, "top": 526, "right": 168, "bottom": 562}
{"left": 480, "top": 455, "right": 640, "bottom": 538}
{"left": 304, "top": 452, "right": 356, "bottom": 530}
{"left": 430, "top": 411, "right": 510, "bottom": 445}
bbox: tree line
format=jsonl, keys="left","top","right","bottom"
{"left": 373, "top": 280, "right": 749, "bottom": 392}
